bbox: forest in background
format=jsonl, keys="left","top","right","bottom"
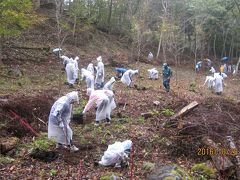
{"left": 0, "top": 0, "right": 239, "bottom": 65}
{"left": 1, "top": 1, "right": 240, "bottom": 179}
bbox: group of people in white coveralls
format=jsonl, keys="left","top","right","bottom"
{"left": 49, "top": 50, "right": 225, "bottom": 166}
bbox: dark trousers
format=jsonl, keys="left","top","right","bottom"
{"left": 163, "top": 79, "right": 170, "bottom": 92}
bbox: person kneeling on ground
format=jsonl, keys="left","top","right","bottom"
{"left": 48, "top": 91, "right": 79, "bottom": 152}
{"left": 148, "top": 68, "right": 159, "bottom": 80}
{"left": 82, "top": 88, "right": 116, "bottom": 126}
{"left": 99, "top": 140, "right": 132, "bottom": 168}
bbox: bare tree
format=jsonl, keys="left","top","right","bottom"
{"left": 54, "top": 0, "right": 68, "bottom": 52}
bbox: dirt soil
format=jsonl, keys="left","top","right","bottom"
{"left": 1, "top": 9, "right": 240, "bottom": 179}
{"left": 0, "top": 52, "right": 240, "bottom": 179}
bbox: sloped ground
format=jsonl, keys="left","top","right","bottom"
{"left": 0, "top": 54, "right": 240, "bottom": 179}
{"left": 1, "top": 8, "right": 240, "bottom": 179}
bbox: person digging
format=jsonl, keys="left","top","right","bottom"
{"left": 48, "top": 91, "right": 79, "bottom": 152}
{"left": 82, "top": 88, "right": 116, "bottom": 126}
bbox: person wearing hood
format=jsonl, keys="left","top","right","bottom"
{"left": 82, "top": 88, "right": 116, "bottom": 125}
{"left": 148, "top": 52, "right": 153, "bottom": 61}
{"left": 53, "top": 48, "right": 62, "bottom": 57}
{"left": 71, "top": 56, "right": 79, "bottom": 84}
{"left": 121, "top": 69, "right": 139, "bottom": 87}
{"left": 214, "top": 73, "right": 224, "bottom": 95}
{"left": 195, "top": 61, "right": 202, "bottom": 72}
{"left": 148, "top": 68, "right": 159, "bottom": 80}
{"left": 95, "top": 56, "right": 105, "bottom": 89}
{"left": 60, "top": 55, "right": 77, "bottom": 87}
{"left": 115, "top": 68, "right": 127, "bottom": 78}
{"left": 87, "top": 63, "right": 95, "bottom": 76}
{"left": 210, "top": 67, "right": 216, "bottom": 74}
{"left": 81, "top": 68, "right": 94, "bottom": 89}
{"left": 65, "top": 61, "right": 77, "bottom": 88}
{"left": 48, "top": 91, "right": 79, "bottom": 152}
{"left": 162, "top": 63, "right": 172, "bottom": 92}
{"left": 99, "top": 140, "right": 132, "bottom": 168}
{"left": 103, "top": 77, "right": 116, "bottom": 90}
{"left": 61, "top": 55, "right": 73, "bottom": 67}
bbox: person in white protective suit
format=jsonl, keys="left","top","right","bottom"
{"left": 148, "top": 52, "right": 153, "bottom": 61}
{"left": 53, "top": 48, "right": 62, "bottom": 57}
{"left": 60, "top": 55, "right": 78, "bottom": 87}
{"left": 81, "top": 68, "right": 94, "bottom": 89}
{"left": 82, "top": 88, "right": 116, "bottom": 125}
{"left": 121, "top": 69, "right": 139, "bottom": 87}
{"left": 95, "top": 56, "right": 105, "bottom": 89}
{"left": 87, "top": 63, "right": 95, "bottom": 76}
{"left": 214, "top": 73, "right": 224, "bottom": 95}
{"left": 203, "top": 76, "right": 215, "bottom": 90}
{"left": 228, "top": 65, "right": 232, "bottom": 74}
{"left": 223, "top": 63, "right": 228, "bottom": 74}
{"left": 48, "top": 91, "right": 79, "bottom": 152}
{"left": 210, "top": 67, "right": 216, "bottom": 74}
{"left": 65, "top": 61, "right": 78, "bottom": 88}
{"left": 148, "top": 68, "right": 159, "bottom": 80}
{"left": 214, "top": 72, "right": 227, "bottom": 79}
{"left": 103, "top": 77, "right": 116, "bottom": 90}
{"left": 99, "top": 140, "right": 132, "bottom": 167}
{"left": 72, "top": 56, "right": 79, "bottom": 83}
{"left": 61, "top": 55, "right": 73, "bottom": 67}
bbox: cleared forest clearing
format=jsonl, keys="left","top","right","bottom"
{"left": 1, "top": 56, "right": 240, "bottom": 179}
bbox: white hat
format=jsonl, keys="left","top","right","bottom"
{"left": 66, "top": 91, "right": 79, "bottom": 104}
{"left": 97, "top": 56, "right": 102, "bottom": 62}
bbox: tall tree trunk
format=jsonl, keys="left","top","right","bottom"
{"left": 156, "top": 31, "right": 163, "bottom": 60}
{"left": 33, "top": 0, "right": 40, "bottom": 10}
{"left": 194, "top": 18, "right": 197, "bottom": 60}
{"left": 207, "top": 37, "right": 211, "bottom": 56}
{"left": 213, "top": 34, "right": 217, "bottom": 60}
{"left": 221, "top": 29, "right": 228, "bottom": 57}
{"left": 235, "top": 57, "right": 240, "bottom": 75}
{"left": 73, "top": 15, "right": 77, "bottom": 37}
{"left": 0, "top": 35, "right": 3, "bottom": 65}
{"left": 228, "top": 35, "right": 234, "bottom": 59}
{"left": 236, "top": 32, "right": 239, "bottom": 59}
{"left": 162, "top": 41, "right": 167, "bottom": 63}
{"left": 108, "top": 0, "right": 113, "bottom": 34}
{"left": 137, "top": 29, "right": 141, "bottom": 62}
{"left": 55, "top": 0, "right": 61, "bottom": 50}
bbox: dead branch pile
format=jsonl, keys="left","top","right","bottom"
{"left": 165, "top": 97, "right": 240, "bottom": 159}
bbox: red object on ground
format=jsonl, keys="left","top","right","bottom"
{"left": 129, "top": 141, "right": 135, "bottom": 180}
{"left": 9, "top": 110, "right": 38, "bottom": 136}
{"left": 77, "top": 159, "right": 84, "bottom": 180}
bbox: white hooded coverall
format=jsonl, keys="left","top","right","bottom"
{"left": 48, "top": 91, "right": 79, "bottom": 145}
{"left": 121, "top": 69, "right": 138, "bottom": 86}
{"left": 83, "top": 89, "right": 116, "bottom": 122}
